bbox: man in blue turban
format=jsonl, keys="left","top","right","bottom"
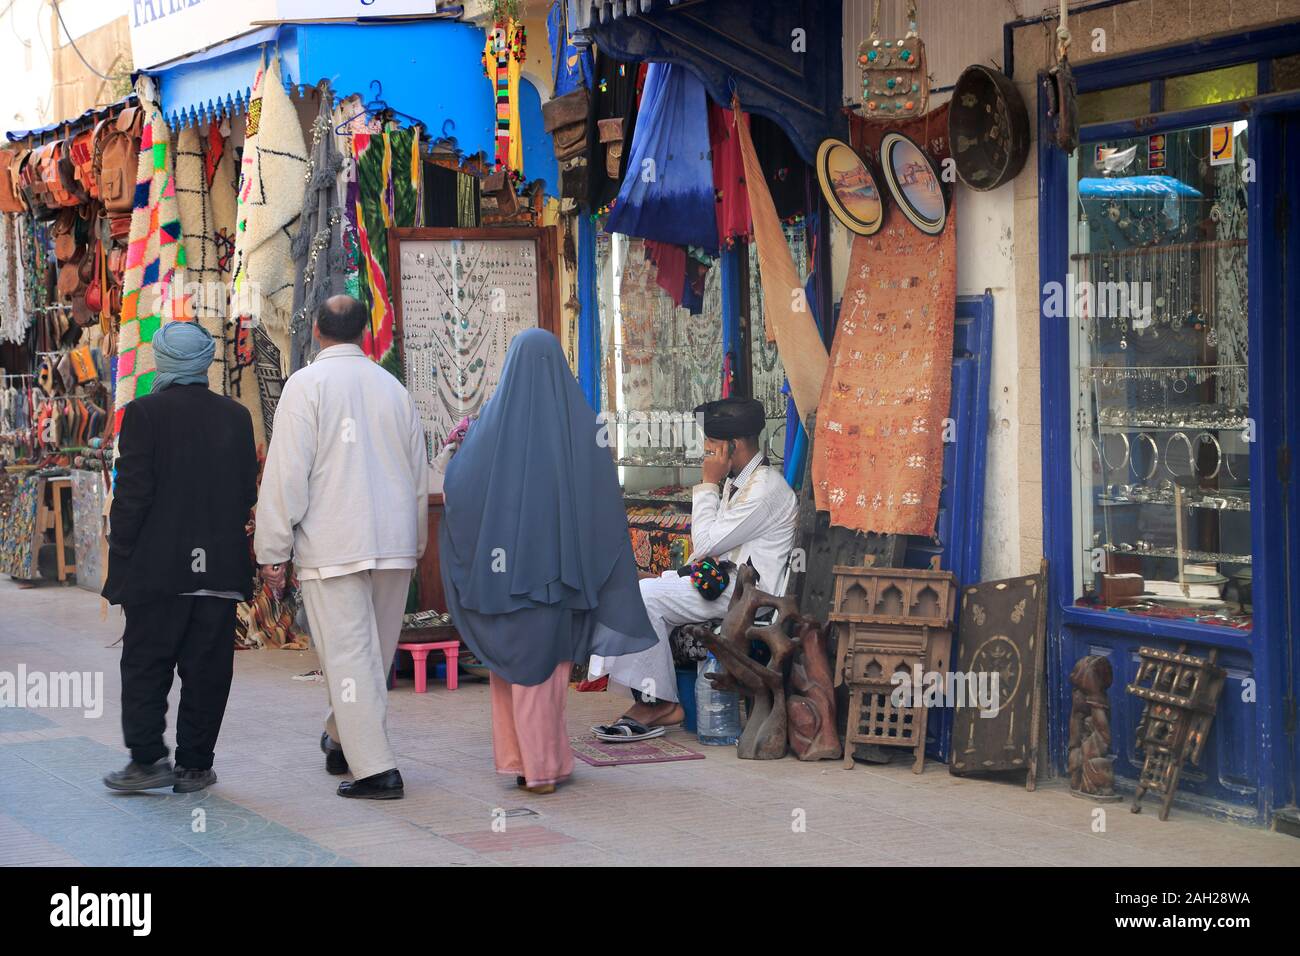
{"left": 103, "top": 320, "right": 259, "bottom": 795}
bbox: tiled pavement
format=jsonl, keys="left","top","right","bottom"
{"left": 2, "top": 577, "right": 1298, "bottom": 867}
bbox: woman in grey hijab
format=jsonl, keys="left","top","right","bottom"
{"left": 440, "top": 328, "right": 656, "bottom": 793}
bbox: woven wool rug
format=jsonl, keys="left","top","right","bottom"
{"left": 229, "top": 56, "right": 308, "bottom": 443}
{"left": 569, "top": 734, "right": 706, "bottom": 767}
{"left": 113, "top": 84, "right": 185, "bottom": 435}
{"left": 175, "top": 125, "right": 227, "bottom": 392}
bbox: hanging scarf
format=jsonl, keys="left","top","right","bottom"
{"left": 289, "top": 90, "right": 347, "bottom": 373}
{"left": 0, "top": 214, "right": 26, "bottom": 345}
{"left": 733, "top": 97, "right": 825, "bottom": 423}
{"left": 352, "top": 126, "right": 421, "bottom": 374}
{"left": 606, "top": 63, "right": 718, "bottom": 253}
{"left": 483, "top": 18, "right": 525, "bottom": 174}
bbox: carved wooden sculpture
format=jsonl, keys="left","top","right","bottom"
{"left": 1067, "top": 655, "right": 1117, "bottom": 799}
{"left": 1128, "top": 645, "right": 1226, "bottom": 820}
{"left": 786, "top": 619, "right": 843, "bottom": 761}
{"left": 684, "top": 563, "right": 800, "bottom": 760}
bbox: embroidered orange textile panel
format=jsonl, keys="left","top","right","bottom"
{"left": 812, "top": 211, "right": 956, "bottom": 535}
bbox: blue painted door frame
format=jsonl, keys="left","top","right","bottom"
{"left": 1037, "top": 27, "right": 1300, "bottom": 822}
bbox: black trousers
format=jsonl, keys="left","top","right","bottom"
{"left": 120, "top": 595, "right": 237, "bottom": 770}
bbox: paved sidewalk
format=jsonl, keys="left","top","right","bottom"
{"left": 1, "top": 577, "right": 1297, "bottom": 867}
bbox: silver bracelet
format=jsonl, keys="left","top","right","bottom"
{"left": 1164, "top": 431, "right": 1195, "bottom": 479}
{"left": 1135, "top": 433, "right": 1158, "bottom": 482}
{"left": 1193, "top": 431, "right": 1221, "bottom": 480}
{"left": 1100, "top": 432, "right": 1130, "bottom": 473}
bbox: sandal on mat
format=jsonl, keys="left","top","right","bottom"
{"left": 591, "top": 717, "right": 666, "bottom": 742}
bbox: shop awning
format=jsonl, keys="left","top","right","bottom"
{"left": 6, "top": 97, "right": 135, "bottom": 143}
{"left": 147, "top": 18, "right": 557, "bottom": 195}
{"left": 572, "top": 0, "right": 845, "bottom": 163}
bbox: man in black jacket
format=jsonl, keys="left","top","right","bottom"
{"left": 102, "top": 321, "right": 258, "bottom": 794}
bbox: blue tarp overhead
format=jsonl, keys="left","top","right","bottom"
{"left": 578, "top": 0, "right": 846, "bottom": 164}
{"left": 149, "top": 20, "right": 556, "bottom": 196}
{"left": 153, "top": 26, "right": 299, "bottom": 128}
{"left": 6, "top": 96, "right": 135, "bottom": 142}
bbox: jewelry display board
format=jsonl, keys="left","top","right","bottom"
{"left": 389, "top": 227, "right": 559, "bottom": 460}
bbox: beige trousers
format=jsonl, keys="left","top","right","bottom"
{"left": 299, "top": 568, "right": 411, "bottom": 780}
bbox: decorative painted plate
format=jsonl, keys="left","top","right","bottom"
{"left": 880, "top": 131, "right": 948, "bottom": 234}
{"left": 815, "top": 138, "right": 884, "bottom": 236}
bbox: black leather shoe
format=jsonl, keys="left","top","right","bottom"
{"left": 338, "top": 768, "right": 404, "bottom": 800}
{"left": 104, "top": 758, "right": 175, "bottom": 792}
{"left": 173, "top": 766, "right": 217, "bottom": 793}
{"left": 320, "top": 732, "right": 348, "bottom": 775}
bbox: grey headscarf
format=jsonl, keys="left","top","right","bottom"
{"left": 439, "top": 329, "right": 657, "bottom": 686}
{"left": 152, "top": 320, "right": 215, "bottom": 391}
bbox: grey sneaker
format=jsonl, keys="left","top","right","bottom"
{"left": 173, "top": 766, "right": 217, "bottom": 793}
{"left": 104, "top": 758, "right": 175, "bottom": 792}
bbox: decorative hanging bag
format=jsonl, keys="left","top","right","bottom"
{"left": 95, "top": 106, "right": 144, "bottom": 218}
{"left": 858, "top": 0, "right": 928, "bottom": 120}
{"left": 0, "top": 149, "right": 25, "bottom": 213}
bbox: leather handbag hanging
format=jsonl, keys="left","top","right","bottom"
{"left": 19, "top": 148, "right": 56, "bottom": 220}
{"left": 0, "top": 149, "right": 25, "bottom": 213}
{"left": 69, "top": 127, "right": 99, "bottom": 199}
{"left": 57, "top": 135, "right": 89, "bottom": 204}
{"left": 96, "top": 106, "right": 144, "bottom": 217}
{"left": 857, "top": 0, "right": 928, "bottom": 120}
{"left": 51, "top": 209, "right": 81, "bottom": 262}
{"left": 542, "top": 87, "right": 590, "bottom": 162}
{"left": 597, "top": 117, "right": 625, "bottom": 179}
{"left": 41, "top": 140, "right": 79, "bottom": 208}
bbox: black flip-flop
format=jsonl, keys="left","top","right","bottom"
{"left": 591, "top": 717, "right": 667, "bottom": 742}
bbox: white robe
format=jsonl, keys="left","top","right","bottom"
{"left": 591, "top": 460, "right": 798, "bottom": 702}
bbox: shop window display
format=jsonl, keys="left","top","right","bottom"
{"left": 595, "top": 230, "right": 720, "bottom": 574}
{"left": 1069, "top": 122, "right": 1251, "bottom": 627}
{"left": 746, "top": 222, "right": 808, "bottom": 466}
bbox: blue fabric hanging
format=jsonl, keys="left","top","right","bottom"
{"left": 783, "top": 267, "right": 821, "bottom": 489}
{"left": 548, "top": 0, "right": 592, "bottom": 96}
{"left": 606, "top": 63, "right": 719, "bottom": 254}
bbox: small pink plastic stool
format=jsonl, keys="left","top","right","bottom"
{"left": 397, "top": 640, "right": 460, "bottom": 692}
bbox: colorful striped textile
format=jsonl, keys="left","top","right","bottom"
{"left": 352, "top": 127, "right": 421, "bottom": 375}
{"left": 483, "top": 19, "right": 524, "bottom": 173}
{"left": 113, "top": 86, "right": 186, "bottom": 435}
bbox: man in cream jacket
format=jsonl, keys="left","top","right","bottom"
{"left": 255, "top": 295, "right": 427, "bottom": 799}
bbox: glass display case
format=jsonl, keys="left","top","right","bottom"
{"left": 1069, "top": 121, "right": 1251, "bottom": 627}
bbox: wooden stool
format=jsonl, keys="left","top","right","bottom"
{"left": 38, "top": 476, "right": 76, "bottom": 583}
{"left": 397, "top": 640, "right": 460, "bottom": 692}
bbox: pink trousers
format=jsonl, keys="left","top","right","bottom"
{"left": 489, "top": 662, "right": 575, "bottom": 788}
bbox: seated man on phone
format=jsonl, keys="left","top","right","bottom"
{"left": 590, "top": 397, "right": 798, "bottom": 741}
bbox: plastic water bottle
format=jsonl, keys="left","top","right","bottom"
{"left": 696, "top": 653, "right": 741, "bottom": 745}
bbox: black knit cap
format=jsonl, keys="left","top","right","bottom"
{"left": 695, "top": 397, "right": 765, "bottom": 440}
